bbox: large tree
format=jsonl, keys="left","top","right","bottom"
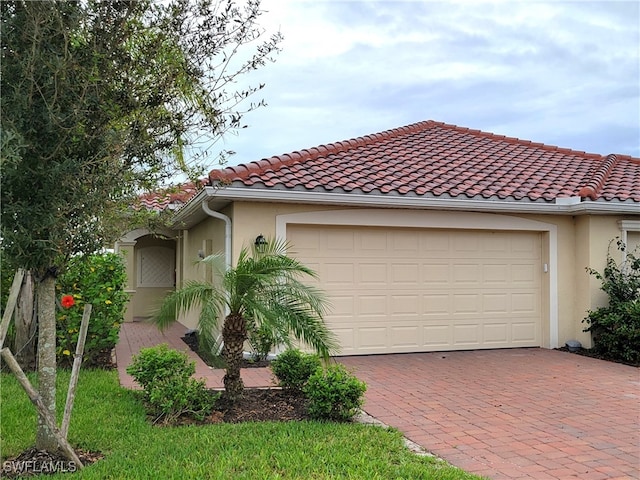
{"left": 1, "top": 0, "right": 281, "bottom": 454}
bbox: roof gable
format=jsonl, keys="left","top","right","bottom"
{"left": 208, "top": 121, "right": 640, "bottom": 203}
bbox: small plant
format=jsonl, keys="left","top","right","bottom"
{"left": 126, "top": 344, "right": 217, "bottom": 422}
{"left": 583, "top": 239, "right": 640, "bottom": 365}
{"left": 304, "top": 363, "right": 367, "bottom": 422}
{"left": 271, "top": 348, "right": 322, "bottom": 391}
{"left": 247, "top": 322, "right": 280, "bottom": 362}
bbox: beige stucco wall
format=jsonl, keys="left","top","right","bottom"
{"left": 229, "top": 202, "right": 333, "bottom": 259}
{"left": 174, "top": 208, "right": 228, "bottom": 329}
{"left": 178, "top": 200, "right": 638, "bottom": 351}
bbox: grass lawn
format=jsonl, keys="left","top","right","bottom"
{"left": 1, "top": 370, "right": 485, "bottom": 479}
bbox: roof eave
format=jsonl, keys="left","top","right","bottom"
{"left": 191, "top": 187, "right": 638, "bottom": 215}
{"left": 168, "top": 187, "right": 638, "bottom": 229}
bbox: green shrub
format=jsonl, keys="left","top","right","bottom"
{"left": 304, "top": 363, "right": 366, "bottom": 422}
{"left": 271, "top": 348, "right": 322, "bottom": 391}
{"left": 148, "top": 376, "right": 217, "bottom": 423}
{"left": 126, "top": 344, "right": 193, "bottom": 390}
{"left": 56, "top": 252, "right": 128, "bottom": 367}
{"left": 583, "top": 239, "right": 640, "bottom": 365}
{"left": 127, "top": 344, "right": 217, "bottom": 422}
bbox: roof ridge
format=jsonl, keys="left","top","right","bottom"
{"left": 433, "top": 122, "right": 604, "bottom": 158}
{"left": 208, "top": 120, "right": 437, "bottom": 182}
{"left": 578, "top": 154, "right": 620, "bottom": 200}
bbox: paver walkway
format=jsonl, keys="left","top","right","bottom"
{"left": 340, "top": 350, "right": 640, "bottom": 480}
{"left": 116, "top": 322, "right": 640, "bottom": 479}
{"left": 115, "top": 321, "right": 273, "bottom": 390}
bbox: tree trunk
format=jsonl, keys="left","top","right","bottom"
{"left": 15, "top": 270, "right": 36, "bottom": 371}
{"left": 222, "top": 313, "right": 247, "bottom": 403}
{"left": 35, "top": 274, "right": 57, "bottom": 452}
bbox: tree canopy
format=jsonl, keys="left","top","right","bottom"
{"left": 1, "top": 0, "right": 281, "bottom": 276}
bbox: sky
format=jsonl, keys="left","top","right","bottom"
{"left": 206, "top": 0, "right": 640, "bottom": 169}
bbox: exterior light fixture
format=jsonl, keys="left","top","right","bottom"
{"left": 254, "top": 234, "right": 267, "bottom": 252}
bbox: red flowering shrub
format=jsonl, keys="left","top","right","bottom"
{"left": 61, "top": 295, "right": 75, "bottom": 309}
{"left": 56, "top": 253, "right": 127, "bottom": 367}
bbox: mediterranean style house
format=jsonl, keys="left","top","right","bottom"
{"left": 116, "top": 120, "right": 640, "bottom": 355}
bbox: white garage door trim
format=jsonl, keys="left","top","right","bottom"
{"left": 619, "top": 220, "right": 640, "bottom": 259}
{"left": 277, "top": 209, "right": 558, "bottom": 349}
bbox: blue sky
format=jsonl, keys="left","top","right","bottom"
{"left": 205, "top": 0, "right": 640, "bottom": 168}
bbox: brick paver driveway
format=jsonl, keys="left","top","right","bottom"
{"left": 340, "top": 349, "right": 639, "bottom": 480}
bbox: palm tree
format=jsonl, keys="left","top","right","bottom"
{"left": 153, "top": 239, "right": 339, "bottom": 402}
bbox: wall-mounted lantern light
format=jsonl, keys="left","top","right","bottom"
{"left": 254, "top": 234, "right": 267, "bottom": 252}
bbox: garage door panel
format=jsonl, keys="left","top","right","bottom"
{"left": 326, "top": 230, "right": 355, "bottom": 251}
{"left": 332, "top": 328, "right": 355, "bottom": 351}
{"left": 358, "top": 295, "right": 387, "bottom": 316}
{"left": 511, "top": 264, "right": 540, "bottom": 288}
{"left": 359, "top": 230, "right": 388, "bottom": 251}
{"left": 392, "top": 232, "right": 420, "bottom": 253}
{"left": 391, "top": 262, "right": 420, "bottom": 284}
{"left": 423, "top": 263, "right": 450, "bottom": 284}
{"left": 482, "top": 264, "right": 510, "bottom": 284}
{"left": 627, "top": 232, "right": 639, "bottom": 253}
{"left": 511, "top": 293, "right": 538, "bottom": 314}
{"left": 390, "top": 326, "right": 420, "bottom": 348}
{"left": 327, "top": 295, "right": 355, "bottom": 316}
{"left": 421, "top": 231, "right": 450, "bottom": 252}
{"left": 452, "top": 293, "right": 481, "bottom": 313}
{"left": 390, "top": 294, "right": 420, "bottom": 315}
{"left": 453, "top": 235, "right": 480, "bottom": 253}
{"left": 359, "top": 263, "right": 387, "bottom": 284}
{"left": 511, "top": 235, "right": 539, "bottom": 254}
{"left": 483, "top": 323, "right": 509, "bottom": 344}
{"left": 483, "top": 235, "right": 509, "bottom": 253}
{"left": 325, "top": 263, "right": 354, "bottom": 284}
{"left": 512, "top": 322, "right": 538, "bottom": 342}
{"left": 358, "top": 327, "right": 387, "bottom": 350}
{"left": 453, "top": 324, "right": 481, "bottom": 345}
{"left": 483, "top": 293, "right": 509, "bottom": 313}
{"left": 423, "top": 325, "right": 452, "bottom": 346}
{"left": 288, "top": 224, "right": 542, "bottom": 355}
{"left": 423, "top": 293, "right": 450, "bottom": 314}
{"left": 453, "top": 264, "right": 482, "bottom": 284}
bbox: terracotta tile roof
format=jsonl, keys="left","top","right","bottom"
{"left": 208, "top": 120, "right": 640, "bottom": 203}
{"left": 136, "top": 182, "right": 200, "bottom": 211}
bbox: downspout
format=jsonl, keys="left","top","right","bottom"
{"left": 201, "top": 200, "right": 231, "bottom": 271}
{"left": 201, "top": 200, "right": 232, "bottom": 355}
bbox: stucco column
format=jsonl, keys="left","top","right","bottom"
{"left": 115, "top": 240, "right": 137, "bottom": 323}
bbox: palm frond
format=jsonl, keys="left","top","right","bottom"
{"left": 155, "top": 238, "right": 339, "bottom": 371}
{"left": 152, "top": 280, "right": 223, "bottom": 331}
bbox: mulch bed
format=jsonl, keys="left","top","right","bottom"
{"left": 181, "top": 333, "right": 271, "bottom": 368}
{"left": 207, "top": 388, "right": 309, "bottom": 424}
{"left": 554, "top": 346, "right": 639, "bottom": 367}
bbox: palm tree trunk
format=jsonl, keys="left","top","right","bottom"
{"left": 222, "top": 313, "right": 247, "bottom": 402}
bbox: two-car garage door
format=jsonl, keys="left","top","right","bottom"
{"left": 288, "top": 224, "right": 543, "bottom": 355}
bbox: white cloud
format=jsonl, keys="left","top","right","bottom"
{"left": 205, "top": 0, "right": 640, "bottom": 169}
